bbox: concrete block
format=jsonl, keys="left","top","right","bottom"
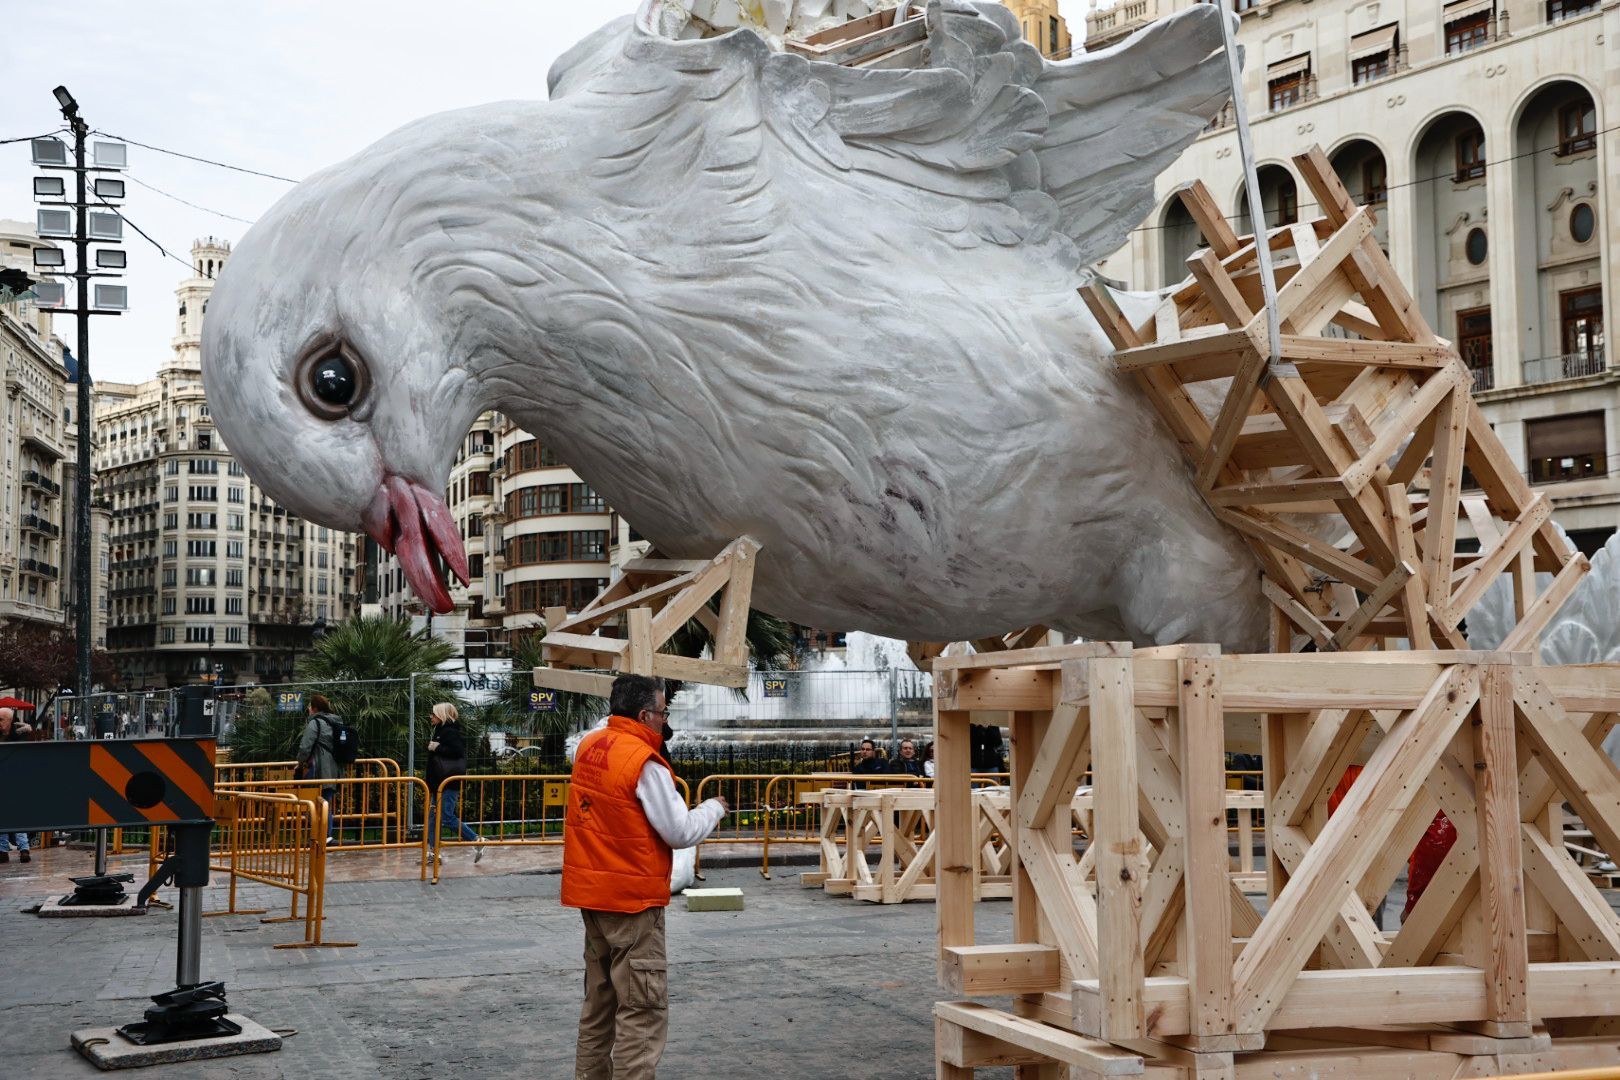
{"left": 684, "top": 887, "right": 744, "bottom": 912}
{"left": 72, "top": 1014, "right": 282, "bottom": 1070}
{"left": 36, "top": 896, "right": 148, "bottom": 918}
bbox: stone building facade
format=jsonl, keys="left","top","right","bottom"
{"left": 0, "top": 219, "right": 106, "bottom": 649}
{"left": 1089, "top": 0, "right": 1617, "bottom": 552}
{"left": 1005, "top": 0, "right": 1075, "bottom": 56}
{"left": 96, "top": 239, "right": 360, "bottom": 687}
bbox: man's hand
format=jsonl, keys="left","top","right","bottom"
{"left": 427, "top": 740, "right": 439, "bottom": 753}
{"left": 713, "top": 795, "right": 731, "bottom": 813}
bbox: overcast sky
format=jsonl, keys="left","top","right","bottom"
{"left": 3, "top": 1, "right": 1085, "bottom": 385}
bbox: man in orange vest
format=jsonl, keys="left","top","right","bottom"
{"left": 564, "top": 674, "right": 729, "bottom": 1079}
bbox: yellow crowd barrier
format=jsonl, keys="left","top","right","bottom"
{"left": 426, "top": 774, "right": 693, "bottom": 884}
{"left": 217, "top": 773, "right": 430, "bottom": 875}
{"left": 211, "top": 790, "right": 355, "bottom": 948}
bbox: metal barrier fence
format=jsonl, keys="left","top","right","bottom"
{"left": 215, "top": 773, "right": 430, "bottom": 870}
{"left": 48, "top": 689, "right": 181, "bottom": 739}
{"left": 426, "top": 774, "right": 694, "bottom": 884}
{"left": 212, "top": 791, "right": 354, "bottom": 948}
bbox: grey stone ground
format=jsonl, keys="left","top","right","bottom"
{"left": 4, "top": 856, "right": 1009, "bottom": 1079}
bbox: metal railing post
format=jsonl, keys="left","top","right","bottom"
{"left": 406, "top": 673, "right": 418, "bottom": 833}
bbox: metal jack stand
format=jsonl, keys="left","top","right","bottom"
{"left": 0, "top": 736, "right": 285, "bottom": 1068}
{"left": 73, "top": 822, "right": 284, "bottom": 1068}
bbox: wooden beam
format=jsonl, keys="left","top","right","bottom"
{"left": 530, "top": 666, "right": 615, "bottom": 697}
{"left": 1232, "top": 665, "right": 1480, "bottom": 1031}
{"left": 934, "top": 1002, "right": 1146, "bottom": 1075}
{"left": 941, "top": 945, "right": 1062, "bottom": 997}
{"left": 1478, "top": 664, "right": 1530, "bottom": 1028}
{"left": 1017, "top": 664, "right": 1089, "bottom": 830}
{"left": 1179, "top": 657, "right": 1233, "bottom": 1037}
{"left": 1328, "top": 561, "right": 1414, "bottom": 651}
{"left": 1423, "top": 386, "right": 1468, "bottom": 609}
{"left": 1091, "top": 654, "right": 1144, "bottom": 1041}
{"left": 936, "top": 705, "right": 975, "bottom": 979}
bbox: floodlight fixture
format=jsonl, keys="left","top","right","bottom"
{"left": 91, "top": 141, "right": 127, "bottom": 170}
{"left": 36, "top": 208, "right": 73, "bottom": 238}
{"left": 87, "top": 211, "right": 122, "bottom": 241}
{"left": 33, "top": 282, "right": 66, "bottom": 308}
{"left": 52, "top": 86, "right": 78, "bottom": 113}
{"left": 30, "top": 138, "right": 68, "bottom": 167}
{"left": 93, "top": 284, "right": 127, "bottom": 311}
{"left": 33, "top": 247, "right": 65, "bottom": 269}
{"left": 93, "top": 178, "right": 125, "bottom": 200}
{"left": 33, "top": 176, "right": 66, "bottom": 199}
{"left": 95, "top": 249, "right": 126, "bottom": 270}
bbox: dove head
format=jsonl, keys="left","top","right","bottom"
{"left": 201, "top": 110, "right": 518, "bottom": 614}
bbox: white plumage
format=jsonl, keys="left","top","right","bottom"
{"left": 202, "top": 0, "right": 1268, "bottom": 648}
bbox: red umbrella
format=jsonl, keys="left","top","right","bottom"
{"left": 0, "top": 697, "right": 38, "bottom": 710}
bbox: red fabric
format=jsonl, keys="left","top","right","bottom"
{"left": 1326, "top": 764, "right": 1456, "bottom": 918}
{"left": 1403, "top": 813, "right": 1456, "bottom": 919}
{"left": 561, "top": 716, "right": 674, "bottom": 914}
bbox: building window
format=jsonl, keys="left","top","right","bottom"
{"left": 1558, "top": 100, "right": 1597, "bottom": 156}
{"left": 161, "top": 596, "right": 176, "bottom": 615}
{"left": 160, "top": 627, "right": 175, "bottom": 644}
{"left": 1560, "top": 287, "right": 1605, "bottom": 366}
{"left": 226, "top": 568, "right": 243, "bottom": 587}
{"left": 225, "top": 626, "right": 242, "bottom": 643}
{"left": 1526, "top": 411, "right": 1606, "bottom": 483}
{"left": 165, "top": 485, "right": 178, "bottom": 503}
{"left": 1570, "top": 203, "right": 1596, "bottom": 244}
{"left": 469, "top": 554, "right": 484, "bottom": 578}
{"left": 1276, "top": 184, "right": 1299, "bottom": 226}
{"left": 1547, "top": 0, "right": 1598, "bottom": 21}
{"left": 1267, "top": 57, "right": 1310, "bottom": 112}
{"left": 571, "top": 483, "right": 605, "bottom": 513}
{"left": 1351, "top": 54, "right": 1390, "bottom": 84}
{"left": 1049, "top": 15, "right": 1060, "bottom": 55}
{"left": 539, "top": 535, "right": 568, "bottom": 562}
{"left": 1455, "top": 130, "right": 1486, "bottom": 181}
{"left": 185, "top": 596, "right": 216, "bottom": 614}
{"left": 186, "top": 566, "right": 217, "bottom": 586}
{"left": 188, "top": 485, "right": 217, "bottom": 501}
{"left": 1457, "top": 307, "right": 1493, "bottom": 390}
{"left": 185, "top": 626, "right": 214, "bottom": 643}
{"left": 572, "top": 530, "right": 607, "bottom": 561}
{"left": 1565, "top": 527, "right": 1615, "bottom": 557}
{"left": 227, "top": 487, "right": 244, "bottom": 503}
{"left": 1464, "top": 228, "right": 1488, "bottom": 266}
{"left": 186, "top": 540, "right": 217, "bottom": 558}
{"left": 1361, "top": 159, "right": 1388, "bottom": 205}
{"left": 227, "top": 540, "right": 243, "bottom": 558}
{"left": 1444, "top": 9, "right": 1492, "bottom": 54}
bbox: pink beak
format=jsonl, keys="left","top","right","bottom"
{"left": 359, "top": 476, "right": 469, "bottom": 615}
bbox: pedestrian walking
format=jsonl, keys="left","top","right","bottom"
{"left": 425, "top": 702, "right": 484, "bottom": 864}
{"left": 0, "top": 708, "right": 35, "bottom": 863}
{"left": 296, "top": 693, "right": 345, "bottom": 840}
{"left": 564, "top": 674, "right": 729, "bottom": 1079}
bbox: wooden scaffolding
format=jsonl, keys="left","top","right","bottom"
{"left": 933, "top": 645, "right": 1620, "bottom": 1078}
{"left": 1080, "top": 147, "right": 1588, "bottom": 654}
{"left": 929, "top": 146, "right": 1619, "bottom": 1076}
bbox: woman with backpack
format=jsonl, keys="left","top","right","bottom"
{"left": 297, "top": 693, "right": 351, "bottom": 841}
{"left": 426, "top": 703, "right": 484, "bottom": 865}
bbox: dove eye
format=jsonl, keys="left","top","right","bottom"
{"left": 296, "top": 343, "right": 369, "bottom": 421}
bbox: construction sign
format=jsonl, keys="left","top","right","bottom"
{"left": 0, "top": 738, "right": 215, "bottom": 832}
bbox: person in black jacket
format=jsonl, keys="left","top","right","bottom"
{"left": 426, "top": 703, "right": 484, "bottom": 864}
{"left": 890, "top": 738, "right": 926, "bottom": 778}
{"left": 0, "top": 708, "right": 34, "bottom": 862}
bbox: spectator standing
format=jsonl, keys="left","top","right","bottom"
{"left": 0, "top": 708, "right": 34, "bottom": 863}
{"left": 425, "top": 702, "right": 484, "bottom": 864}
{"left": 297, "top": 693, "right": 345, "bottom": 840}
{"left": 890, "top": 738, "right": 926, "bottom": 778}
{"left": 564, "top": 674, "right": 729, "bottom": 1079}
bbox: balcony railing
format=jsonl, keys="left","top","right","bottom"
{"left": 20, "top": 514, "right": 60, "bottom": 538}
{"left": 1468, "top": 365, "right": 1495, "bottom": 393}
{"left": 1522, "top": 348, "right": 1607, "bottom": 386}
{"left": 22, "top": 470, "right": 60, "bottom": 495}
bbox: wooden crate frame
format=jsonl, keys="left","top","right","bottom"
{"left": 532, "top": 536, "right": 759, "bottom": 695}
{"left": 1079, "top": 147, "right": 1588, "bottom": 654}
{"left": 932, "top": 643, "right": 1620, "bottom": 1078}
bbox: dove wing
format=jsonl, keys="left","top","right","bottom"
{"left": 1029, "top": 3, "right": 1236, "bottom": 266}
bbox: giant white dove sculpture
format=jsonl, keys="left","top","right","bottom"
{"left": 202, "top": 0, "right": 1270, "bottom": 648}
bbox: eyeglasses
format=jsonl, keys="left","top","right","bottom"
{"left": 643, "top": 708, "right": 670, "bottom": 720}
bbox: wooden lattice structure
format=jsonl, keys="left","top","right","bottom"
{"left": 933, "top": 644, "right": 1620, "bottom": 1078}
{"left": 1080, "top": 147, "right": 1589, "bottom": 654}
{"left": 532, "top": 537, "right": 759, "bottom": 696}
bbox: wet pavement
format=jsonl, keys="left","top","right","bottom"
{"left": 2, "top": 839, "right": 1003, "bottom": 1078}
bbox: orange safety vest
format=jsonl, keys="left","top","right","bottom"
{"left": 561, "top": 715, "right": 674, "bottom": 913}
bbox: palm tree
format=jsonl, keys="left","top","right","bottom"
{"left": 496, "top": 632, "right": 607, "bottom": 741}
{"left": 228, "top": 616, "right": 467, "bottom": 762}
{"left": 664, "top": 609, "right": 808, "bottom": 672}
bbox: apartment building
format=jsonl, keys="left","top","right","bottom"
{"left": 96, "top": 239, "right": 360, "bottom": 687}
{"left": 1088, "top": 0, "right": 1616, "bottom": 552}
{"left": 0, "top": 219, "right": 106, "bottom": 648}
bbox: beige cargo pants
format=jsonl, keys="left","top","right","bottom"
{"left": 575, "top": 906, "right": 668, "bottom": 1079}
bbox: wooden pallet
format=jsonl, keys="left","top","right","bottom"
{"left": 932, "top": 643, "right": 1620, "bottom": 1078}
{"left": 531, "top": 536, "right": 759, "bottom": 694}
{"left": 1079, "top": 146, "right": 1588, "bottom": 654}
